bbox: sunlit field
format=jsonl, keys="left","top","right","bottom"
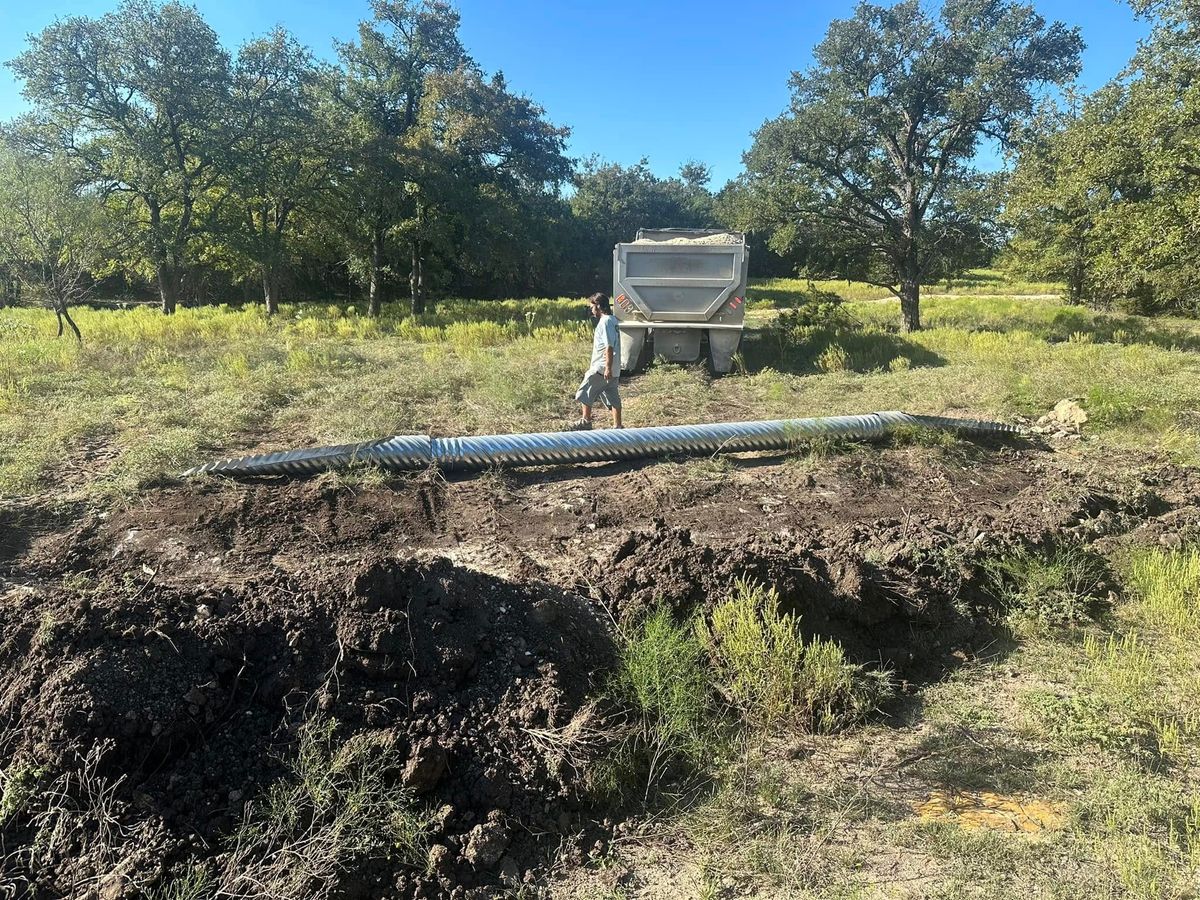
{"left": 5, "top": 274, "right": 1200, "bottom": 499}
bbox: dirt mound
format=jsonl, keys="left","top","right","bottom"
{"left": 0, "top": 556, "right": 615, "bottom": 898}
{"left": 6, "top": 444, "right": 1200, "bottom": 897}
{"left": 632, "top": 232, "right": 742, "bottom": 245}
{"left": 591, "top": 523, "right": 982, "bottom": 677}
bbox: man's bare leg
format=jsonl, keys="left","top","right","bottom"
{"left": 612, "top": 406, "right": 623, "bottom": 428}
{"left": 580, "top": 403, "right": 593, "bottom": 424}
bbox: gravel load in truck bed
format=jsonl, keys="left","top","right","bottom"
{"left": 632, "top": 232, "right": 742, "bottom": 245}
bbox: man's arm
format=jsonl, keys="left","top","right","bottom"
{"left": 603, "top": 317, "right": 618, "bottom": 378}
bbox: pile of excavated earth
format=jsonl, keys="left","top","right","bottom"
{"left": 2, "top": 424, "right": 1198, "bottom": 898}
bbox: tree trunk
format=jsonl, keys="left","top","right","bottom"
{"left": 262, "top": 266, "right": 279, "bottom": 316}
{"left": 899, "top": 185, "right": 921, "bottom": 332}
{"left": 1067, "top": 254, "right": 1085, "bottom": 305}
{"left": 900, "top": 278, "right": 921, "bottom": 332}
{"left": 55, "top": 305, "right": 82, "bottom": 343}
{"left": 148, "top": 201, "right": 178, "bottom": 315}
{"left": 157, "top": 262, "right": 180, "bottom": 315}
{"left": 367, "top": 226, "right": 384, "bottom": 318}
{"left": 410, "top": 241, "right": 426, "bottom": 316}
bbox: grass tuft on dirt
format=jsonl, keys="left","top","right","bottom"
{"left": 215, "top": 718, "right": 426, "bottom": 899}
{"left": 983, "top": 545, "right": 1110, "bottom": 628}
{"left": 701, "top": 580, "right": 891, "bottom": 733}
{"left": 597, "top": 582, "right": 892, "bottom": 806}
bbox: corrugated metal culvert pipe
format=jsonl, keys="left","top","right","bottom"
{"left": 183, "top": 411, "right": 1017, "bottom": 478}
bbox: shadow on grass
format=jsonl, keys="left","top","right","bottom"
{"left": 902, "top": 722, "right": 1047, "bottom": 794}
{"left": 742, "top": 325, "right": 947, "bottom": 375}
{"left": 1042, "top": 307, "right": 1200, "bottom": 353}
{"left": 748, "top": 281, "right": 882, "bottom": 308}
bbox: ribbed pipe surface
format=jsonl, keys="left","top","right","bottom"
{"left": 183, "top": 411, "right": 1016, "bottom": 477}
{"left": 185, "top": 435, "right": 433, "bottom": 477}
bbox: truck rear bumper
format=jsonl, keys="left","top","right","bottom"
{"left": 618, "top": 323, "right": 745, "bottom": 374}
{"left": 616, "top": 322, "right": 744, "bottom": 330}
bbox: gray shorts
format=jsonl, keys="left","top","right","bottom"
{"left": 574, "top": 370, "right": 621, "bottom": 409}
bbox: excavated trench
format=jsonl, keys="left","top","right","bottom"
{"left": 2, "top": 448, "right": 1199, "bottom": 897}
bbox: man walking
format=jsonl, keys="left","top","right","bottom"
{"left": 569, "top": 292, "right": 623, "bottom": 430}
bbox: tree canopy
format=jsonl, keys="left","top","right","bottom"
{"left": 8, "top": 0, "right": 1200, "bottom": 323}
{"left": 740, "top": 0, "right": 1081, "bottom": 330}
{"left": 1006, "top": 0, "right": 1200, "bottom": 313}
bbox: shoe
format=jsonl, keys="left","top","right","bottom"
{"left": 565, "top": 418, "right": 593, "bottom": 431}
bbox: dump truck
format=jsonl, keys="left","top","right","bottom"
{"left": 612, "top": 228, "right": 749, "bottom": 374}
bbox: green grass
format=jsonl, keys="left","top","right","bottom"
{"left": 594, "top": 606, "right": 717, "bottom": 801}
{"left": 0, "top": 299, "right": 589, "bottom": 498}
{"left": 7, "top": 272, "right": 1200, "bottom": 499}
{"left": 699, "top": 581, "right": 891, "bottom": 732}
{"left": 566, "top": 547, "right": 1200, "bottom": 899}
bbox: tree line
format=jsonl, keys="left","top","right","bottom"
{"left": 6, "top": 0, "right": 1195, "bottom": 332}
{"left": 0, "top": 0, "right": 731, "bottom": 320}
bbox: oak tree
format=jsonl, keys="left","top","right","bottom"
{"left": 744, "top": 0, "right": 1082, "bottom": 330}
{"left": 12, "top": 0, "right": 236, "bottom": 314}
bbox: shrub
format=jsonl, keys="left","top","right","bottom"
{"left": 700, "top": 581, "right": 807, "bottom": 727}
{"left": 699, "top": 581, "right": 892, "bottom": 733}
{"left": 596, "top": 607, "right": 717, "bottom": 800}
{"left": 816, "top": 343, "right": 851, "bottom": 373}
{"left": 774, "top": 287, "right": 853, "bottom": 325}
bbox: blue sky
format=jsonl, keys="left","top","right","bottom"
{"left": 0, "top": 0, "right": 1151, "bottom": 187}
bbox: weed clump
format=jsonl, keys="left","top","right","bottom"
{"left": 983, "top": 545, "right": 1108, "bottom": 627}
{"left": 153, "top": 717, "right": 427, "bottom": 900}
{"left": 0, "top": 761, "right": 45, "bottom": 824}
{"left": 700, "top": 581, "right": 891, "bottom": 733}
{"left": 593, "top": 607, "right": 716, "bottom": 801}
{"left": 597, "top": 583, "right": 892, "bottom": 800}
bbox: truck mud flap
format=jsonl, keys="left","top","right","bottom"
{"left": 707, "top": 328, "right": 741, "bottom": 375}
{"left": 619, "top": 326, "right": 648, "bottom": 373}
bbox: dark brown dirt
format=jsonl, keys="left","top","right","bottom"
{"left": 3, "top": 439, "right": 1198, "bottom": 898}
{"left": 1, "top": 553, "right": 614, "bottom": 899}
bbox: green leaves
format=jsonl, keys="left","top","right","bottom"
{"left": 1006, "top": 1, "right": 1200, "bottom": 313}
{"left": 742, "top": 0, "right": 1081, "bottom": 330}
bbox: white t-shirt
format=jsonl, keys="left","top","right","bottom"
{"left": 588, "top": 314, "right": 621, "bottom": 375}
